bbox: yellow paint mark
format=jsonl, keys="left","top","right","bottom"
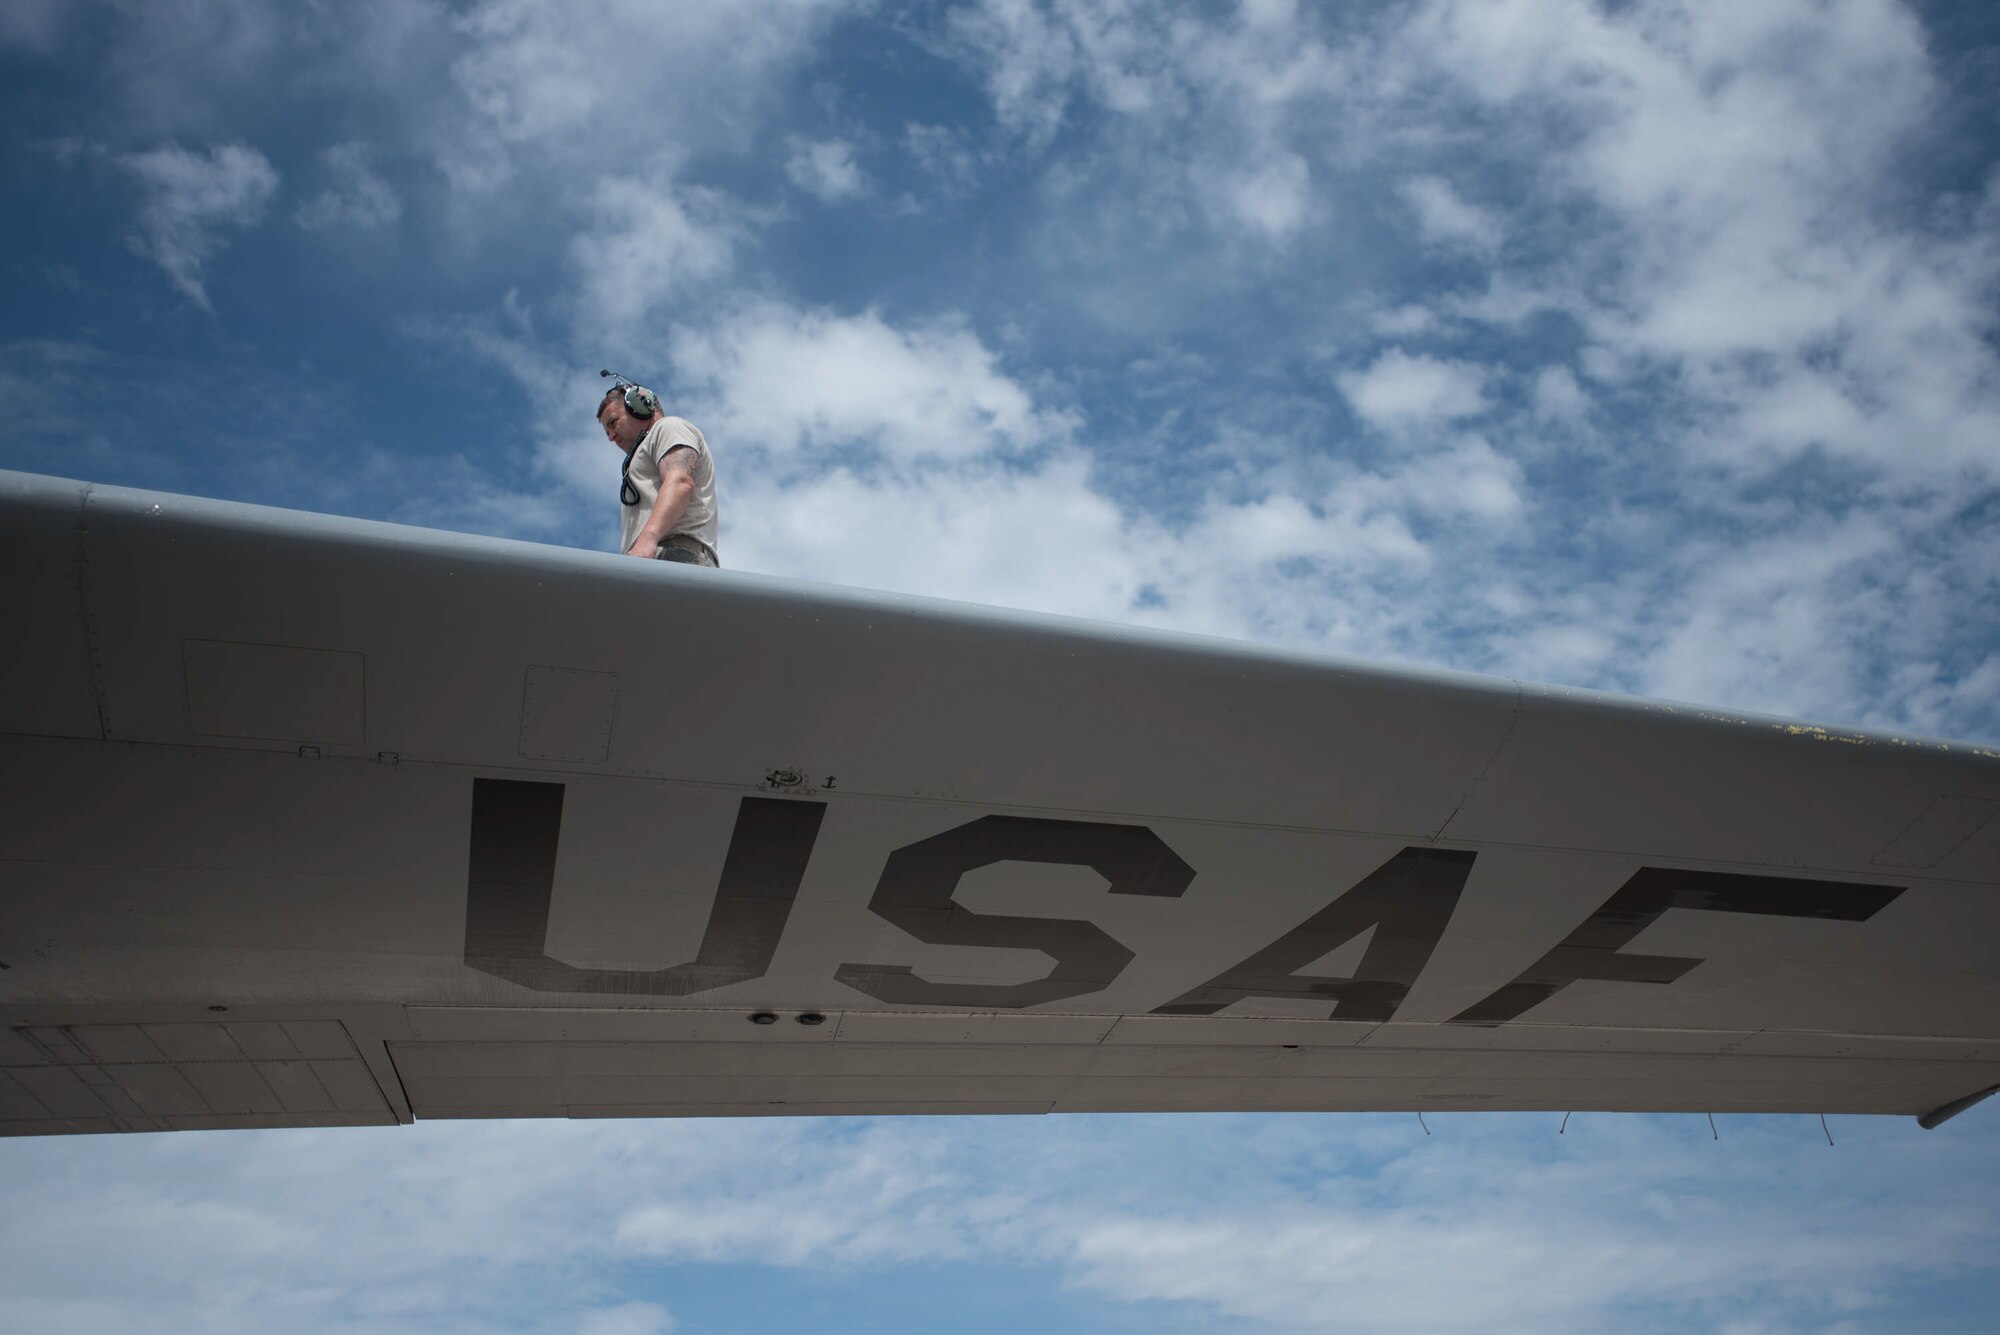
{"left": 1696, "top": 711, "right": 1754, "bottom": 726}
{"left": 1776, "top": 722, "right": 1872, "bottom": 746}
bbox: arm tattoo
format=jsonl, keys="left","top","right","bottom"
{"left": 660, "top": 444, "right": 698, "bottom": 476}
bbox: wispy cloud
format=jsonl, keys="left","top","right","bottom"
{"left": 294, "top": 142, "right": 401, "bottom": 232}
{"left": 444, "top": 0, "right": 863, "bottom": 170}
{"left": 785, "top": 137, "right": 868, "bottom": 202}
{"left": 1399, "top": 175, "right": 1502, "bottom": 255}
{"left": 2, "top": 1113, "right": 1993, "bottom": 1334}
{"left": 568, "top": 174, "right": 744, "bottom": 337}
{"left": 577, "top": 1303, "right": 674, "bottom": 1335}
{"left": 116, "top": 142, "right": 278, "bottom": 308}
{"left": 0, "top": 0, "right": 64, "bottom": 53}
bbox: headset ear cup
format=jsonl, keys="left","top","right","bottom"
{"left": 625, "top": 387, "right": 658, "bottom": 419}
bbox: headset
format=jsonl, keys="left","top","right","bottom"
{"left": 599, "top": 368, "right": 659, "bottom": 419}
{"left": 601, "top": 369, "right": 661, "bottom": 507}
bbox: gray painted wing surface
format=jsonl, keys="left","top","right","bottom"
{"left": 2, "top": 469, "right": 1996, "bottom": 1135}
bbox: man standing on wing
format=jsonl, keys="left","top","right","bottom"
{"left": 597, "top": 379, "right": 720, "bottom": 567}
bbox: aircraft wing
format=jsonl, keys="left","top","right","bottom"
{"left": 3, "top": 469, "right": 1997, "bottom": 1136}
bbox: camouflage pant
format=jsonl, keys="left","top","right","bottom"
{"left": 654, "top": 541, "right": 719, "bottom": 568}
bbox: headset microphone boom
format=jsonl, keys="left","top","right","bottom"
{"left": 599, "top": 367, "right": 659, "bottom": 420}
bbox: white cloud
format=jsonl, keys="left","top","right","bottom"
{"left": 1399, "top": 175, "right": 1501, "bottom": 254}
{"left": 451, "top": 0, "right": 599, "bottom": 145}
{"left": 447, "top": 0, "right": 858, "bottom": 158}
{"left": 1636, "top": 515, "right": 1903, "bottom": 717}
{"left": 1401, "top": 0, "right": 2000, "bottom": 488}
{"left": 1387, "top": 434, "right": 1523, "bottom": 520}
{"left": 568, "top": 175, "right": 742, "bottom": 336}
{"left": 730, "top": 455, "right": 1147, "bottom": 619}
{"left": 295, "top": 142, "right": 401, "bottom": 231}
{"left": 785, "top": 136, "right": 867, "bottom": 202}
{"left": 703, "top": 391, "right": 1524, "bottom": 662}
{"left": 1339, "top": 350, "right": 1492, "bottom": 432}
{"left": 938, "top": 0, "right": 1354, "bottom": 273}
{"left": 5, "top": 1113, "right": 1990, "bottom": 1335}
{"left": 577, "top": 1302, "right": 674, "bottom": 1335}
{"left": 1226, "top": 151, "right": 1311, "bottom": 238}
{"left": 21, "top": 0, "right": 858, "bottom": 210}
{"left": 1371, "top": 305, "right": 1441, "bottom": 338}
{"left": 671, "top": 304, "right": 1075, "bottom": 465}
{"left": 1531, "top": 366, "right": 1588, "bottom": 422}
{"left": 117, "top": 142, "right": 279, "bottom": 308}
{"left": 1195, "top": 490, "right": 1418, "bottom": 570}
{"left": 944, "top": 0, "right": 1080, "bottom": 147}
{"left": 1900, "top": 654, "right": 2000, "bottom": 742}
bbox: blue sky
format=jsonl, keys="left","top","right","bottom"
{"left": 3, "top": 1, "right": 1999, "bottom": 1331}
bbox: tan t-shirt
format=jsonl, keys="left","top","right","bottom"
{"left": 619, "top": 415, "right": 719, "bottom": 558}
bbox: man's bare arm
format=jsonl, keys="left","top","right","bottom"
{"left": 626, "top": 445, "right": 697, "bottom": 558}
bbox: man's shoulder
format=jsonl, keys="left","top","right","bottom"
{"left": 641, "top": 415, "right": 707, "bottom": 456}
